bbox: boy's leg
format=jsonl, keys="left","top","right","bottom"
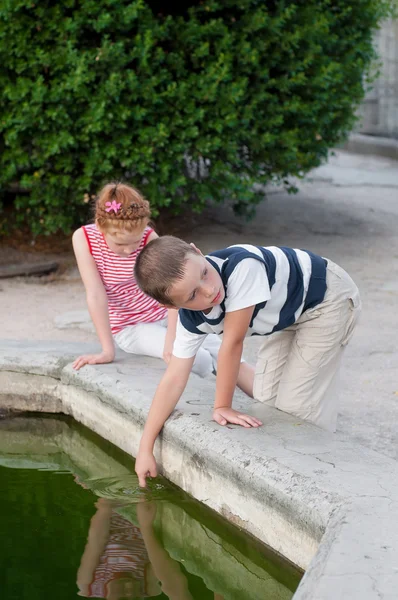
{"left": 275, "top": 261, "right": 361, "bottom": 431}
{"left": 236, "top": 362, "right": 255, "bottom": 398}
{"left": 253, "top": 329, "right": 296, "bottom": 406}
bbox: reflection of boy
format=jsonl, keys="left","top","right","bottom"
{"left": 136, "top": 502, "right": 194, "bottom": 600}
{"left": 77, "top": 499, "right": 161, "bottom": 599}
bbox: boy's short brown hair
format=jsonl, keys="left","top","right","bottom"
{"left": 135, "top": 236, "right": 197, "bottom": 306}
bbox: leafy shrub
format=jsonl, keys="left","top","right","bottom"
{"left": 0, "top": 0, "right": 392, "bottom": 235}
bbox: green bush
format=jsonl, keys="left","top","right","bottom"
{"left": 0, "top": 0, "right": 392, "bottom": 235}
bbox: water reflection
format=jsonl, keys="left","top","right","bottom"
{"left": 0, "top": 416, "right": 301, "bottom": 600}
{"left": 76, "top": 473, "right": 170, "bottom": 503}
{"left": 77, "top": 498, "right": 210, "bottom": 600}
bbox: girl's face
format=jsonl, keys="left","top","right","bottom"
{"left": 103, "top": 227, "right": 146, "bottom": 257}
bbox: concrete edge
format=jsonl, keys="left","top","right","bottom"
{"left": 342, "top": 133, "right": 398, "bottom": 160}
{"left": 0, "top": 368, "right": 327, "bottom": 568}
{"left": 1, "top": 341, "right": 397, "bottom": 599}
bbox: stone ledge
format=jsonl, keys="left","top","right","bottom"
{"left": 0, "top": 261, "right": 59, "bottom": 279}
{"left": 342, "top": 133, "right": 398, "bottom": 161}
{"left": 0, "top": 339, "right": 397, "bottom": 599}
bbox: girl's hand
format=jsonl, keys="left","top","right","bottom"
{"left": 135, "top": 450, "right": 157, "bottom": 488}
{"left": 72, "top": 350, "right": 115, "bottom": 371}
{"left": 213, "top": 407, "right": 262, "bottom": 428}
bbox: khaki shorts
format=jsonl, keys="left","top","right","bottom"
{"left": 253, "top": 260, "right": 361, "bottom": 431}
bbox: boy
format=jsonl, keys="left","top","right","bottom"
{"left": 134, "top": 236, "right": 361, "bottom": 487}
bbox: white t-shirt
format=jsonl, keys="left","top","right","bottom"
{"left": 172, "top": 244, "right": 327, "bottom": 359}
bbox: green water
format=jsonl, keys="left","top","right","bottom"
{"left": 0, "top": 415, "right": 302, "bottom": 600}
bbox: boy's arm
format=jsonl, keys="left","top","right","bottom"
{"left": 213, "top": 306, "right": 262, "bottom": 428}
{"left": 137, "top": 502, "right": 194, "bottom": 600}
{"left": 135, "top": 354, "right": 195, "bottom": 487}
{"left": 72, "top": 228, "right": 115, "bottom": 370}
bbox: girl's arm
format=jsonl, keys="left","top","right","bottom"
{"left": 72, "top": 228, "right": 115, "bottom": 370}
{"left": 146, "top": 229, "right": 158, "bottom": 244}
{"left": 76, "top": 499, "right": 113, "bottom": 594}
{"left": 163, "top": 308, "right": 178, "bottom": 363}
{"left": 145, "top": 229, "right": 178, "bottom": 365}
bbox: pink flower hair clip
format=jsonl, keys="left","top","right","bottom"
{"left": 105, "top": 200, "right": 122, "bottom": 214}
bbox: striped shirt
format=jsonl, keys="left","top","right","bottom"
{"left": 173, "top": 244, "right": 327, "bottom": 359}
{"left": 87, "top": 512, "right": 150, "bottom": 598}
{"left": 83, "top": 224, "right": 167, "bottom": 334}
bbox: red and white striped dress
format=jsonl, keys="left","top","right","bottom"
{"left": 83, "top": 224, "right": 167, "bottom": 334}
{"left": 87, "top": 513, "right": 150, "bottom": 598}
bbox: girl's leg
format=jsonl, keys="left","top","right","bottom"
{"left": 113, "top": 321, "right": 166, "bottom": 359}
{"left": 190, "top": 333, "right": 221, "bottom": 378}
{"left": 275, "top": 261, "right": 361, "bottom": 431}
{"left": 191, "top": 345, "right": 215, "bottom": 378}
{"left": 114, "top": 320, "right": 217, "bottom": 378}
{"left": 201, "top": 334, "right": 221, "bottom": 369}
{"left": 198, "top": 333, "right": 255, "bottom": 395}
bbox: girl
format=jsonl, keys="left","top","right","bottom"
{"left": 72, "top": 182, "right": 221, "bottom": 376}
{"left": 77, "top": 498, "right": 195, "bottom": 600}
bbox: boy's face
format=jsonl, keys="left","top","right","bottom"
{"left": 168, "top": 252, "right": 225, "bottom": 312}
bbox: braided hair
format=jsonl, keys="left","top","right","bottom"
{"left": 95, "top": 182, "right": 151, "bottom": 232}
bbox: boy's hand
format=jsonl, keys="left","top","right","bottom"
{"left": 72, "top": 350, "right": 115, "bottom": 370}
{"left": 213, "top": 407, "right": 262, "bottom": 428}
{"left": 135, "top": 450, "right": 158, "bottom": 488}
{"left": 136, "top": 500, "right": 157, "bottom": 528}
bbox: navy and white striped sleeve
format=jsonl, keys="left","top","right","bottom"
{"left": 225, "top": 258, "right": 271, "bottom": 313}
{"left": 172, "top": 315, "right": 207, "bottom": 359}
